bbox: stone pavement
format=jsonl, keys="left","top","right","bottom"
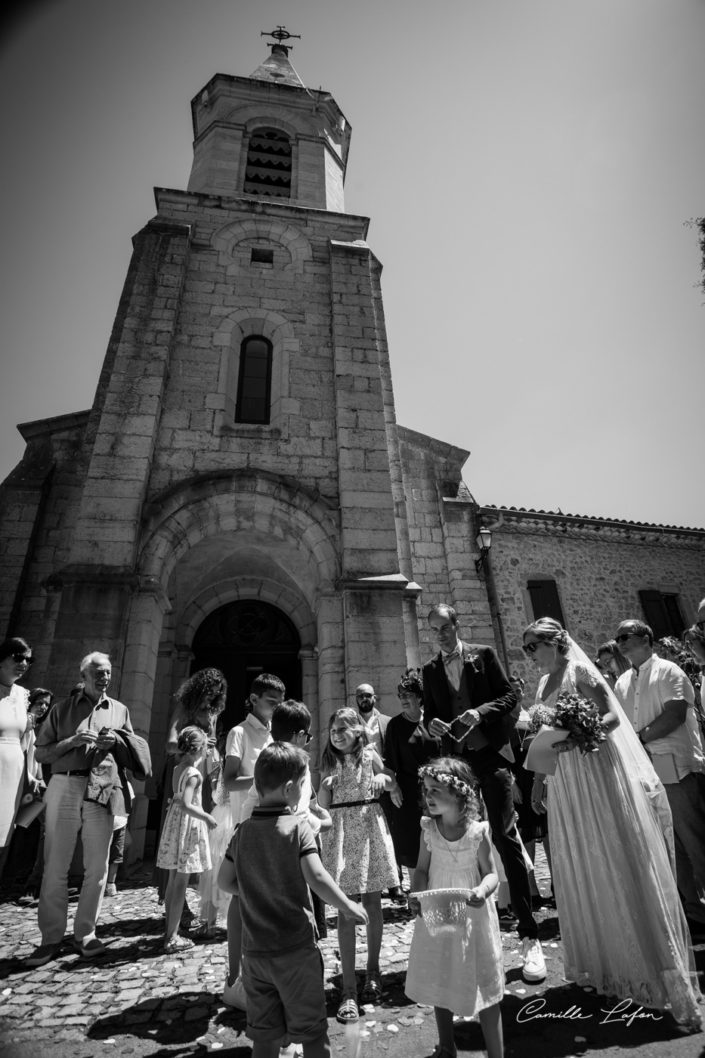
{"left": 0, "top": 857, "right": 703, "bottom": 1058}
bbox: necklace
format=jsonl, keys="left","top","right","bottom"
{"left": 436, "top": 818, "right": 465, "bottom": 861}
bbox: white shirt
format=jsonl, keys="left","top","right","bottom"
{"left": 225, "top": 712, "right": 271, "bottom": 824}
{"left": 615, "top": 654, "right": 704, "bottom": 779}
{"left": 360, "top": 708, "right": 384, "bottom": 757}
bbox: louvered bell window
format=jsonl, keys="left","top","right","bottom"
{"left": 243, "top": 128, "right": 292, "bottom": 199}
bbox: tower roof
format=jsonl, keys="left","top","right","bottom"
{"left": 250, "top": 44, "right": 306, "bottom": 89}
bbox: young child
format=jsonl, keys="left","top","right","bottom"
{"left": 156, "top": 726, "right": 217, "bottom": 953}
{"left": 406, "top": 758, "right": 504, "bottom": 1058}
{"left": 218, "top": 742, "right": 368, "bottom": 1058}
{"left": 221, "top": 673, "right": 284, "bottom": 1006}
{"left": 318, "top": 707, "right": 400, "bottom": 1023}
{"left": 241, "top": 700, "right": 331, "bottom": 946}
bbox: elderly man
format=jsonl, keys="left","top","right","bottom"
{"left": 423, "top": 602, "right": 546, "bottom": 983}
{"left": 613, "top": 618, "right": 705, "bottom": 938}
{"left": 27, "top": 652, "right": 150, "bottom": 966}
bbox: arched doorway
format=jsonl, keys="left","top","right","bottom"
{"left": 191, "top": 600, "right": 302, "bottom": 730}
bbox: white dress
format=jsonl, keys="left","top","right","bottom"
{"left": 0, "top": 684, "right": 29, "bottom": 847}
{"left": 405, "top": 817, "right": 504, "bottom": 1017}
{"left": 539, "top": 661, "right": 701, "bottom": 1026}
{"left": 156, "top": 765, "right": 212, "bottom": 875}
{"left": 320, "top": 750, "right": 398, "bottom": 896}
{"left": 199, "top": 752, "right": 233, "bottom": 923}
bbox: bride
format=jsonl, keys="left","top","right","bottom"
{"left": 523, "top": 617, "right": 701, "bottom": 1029}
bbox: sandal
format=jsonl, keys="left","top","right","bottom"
{"left": 361, "top": 970, "right": 382, "bottom": 1003}
{"left": 191, "top": 922, "right": 218, "bottom": 939}
{"left": 163, "top": 935, "right": 194, "bottom": 954}
{"left": 336, "top": 992, "right": 359, "bottom": 1024}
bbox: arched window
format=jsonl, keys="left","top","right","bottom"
{"left": 235, "top": 336, "right": 272, "bottom": 424}
{"left": 243, "top": 127, "right": 292, "bottom": 199}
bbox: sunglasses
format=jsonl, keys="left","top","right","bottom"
{"left": 12, "top": 653, "right": 33, "bottom": 665}
{"left": 615, "top": 632, "right": 640, "bottom": 644}
{"left": 522, "top": 642, "right": 541, "bottom": 655}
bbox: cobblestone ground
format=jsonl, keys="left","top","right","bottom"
{"left": 0, "top": 851, "right": 703, "bottom": 1058}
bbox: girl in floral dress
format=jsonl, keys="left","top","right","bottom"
{"left": 157, "top": 727, "right": 217, "bottom": 953}
{"left": 319, "top": 708, "right": 400, "bottom": 1023}
{"left": 406, "top": 758, "right": 504, "bottom": 1058}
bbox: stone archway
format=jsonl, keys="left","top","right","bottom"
{"left": 191, "top": 599, "right": 302, "bottom": 729}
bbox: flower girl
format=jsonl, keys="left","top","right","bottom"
{"left": 406, "top": 757, "right": 504, "bottom": 1058}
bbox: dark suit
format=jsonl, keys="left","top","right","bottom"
{"left": 423, "top": 642, "right": 538, "bottom": 940}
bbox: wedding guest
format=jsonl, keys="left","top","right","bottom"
{"left": 383, "top": 670, "right": 437, "bottom": 880}
{"left": 595, "top": 640, "right": 630, "bottom": 688}
{"left": 613, "top": 618, "right": 705, "bottom": 940}
{"left": 355, "top": 681, "right": 404, "bottom": 904}
{"left": 154, "top": 668, "right": 226, "bottom": 907}
{"left": 423, "top": 603, "right": 545, "bottom": 984}
{"left": 28, "top": 652, "right": 151, "bottom": 967}
{"left": 507, "top": 675, "right": 552, "bottom": 910}
{"left": 0, "top": 639, "right": 36, "bottom": 882}
{"left": 524, "top": 617, "right": 701, "bottom": 1028}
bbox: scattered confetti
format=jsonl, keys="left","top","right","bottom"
{"left": 1, "top": 989, "right": 11, "bottom": 996}
{"left": 387, "top": 1024, "right": 399, "bottom": 1033}
{"left": 515, "top": 988, "right": 527, "bottom": 995}
{"left": 105, "top": 1040, "right": 116, "bottom": 1046}
{"left": 209, "top": 1043, "right": 224, "bottom": 1051}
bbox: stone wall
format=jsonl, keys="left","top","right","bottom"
{"left": 482, "top": 507, "right": 705, "bottom": 699}
{"left": 398, "top": 428, "right": 498, "bottom": 662}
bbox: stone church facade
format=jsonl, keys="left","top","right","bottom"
{"left": 2, "top": 43, "right": 704, "bottom": 855}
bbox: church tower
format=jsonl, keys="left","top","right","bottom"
{"left": 0, "top": 30, "right": 420, "bottom": 849}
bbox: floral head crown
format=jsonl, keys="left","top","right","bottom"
{"left": 418, "top": 764, "right": 472, "bottom": 799}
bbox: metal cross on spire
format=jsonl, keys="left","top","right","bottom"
{"left": 260, "top": 26, "right": 301, "bottom": 54}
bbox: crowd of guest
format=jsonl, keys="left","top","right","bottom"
{"left": 2, "top": 595, "right": 705, "bottom": 1057}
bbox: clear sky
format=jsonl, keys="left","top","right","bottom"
{"left": 1, "top": 0, "right": 703, "bottom": 527}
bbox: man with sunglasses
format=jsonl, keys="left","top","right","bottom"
{"left": 613, "top": 619, "right": 705, "bottom": 939}
{"left": 422, "top": 603, "right": 545, "bottom": 982}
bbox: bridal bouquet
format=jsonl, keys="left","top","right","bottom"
{"left": 529, "top": 693, "right": 606, "bottom": 755}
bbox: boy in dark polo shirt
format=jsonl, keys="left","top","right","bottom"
{"left": 219, "top": 742, "right": 367, "bottom": 1058}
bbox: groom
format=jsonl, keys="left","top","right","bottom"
{"left": 422, "top": 602, "right": 546, "bottom": 983}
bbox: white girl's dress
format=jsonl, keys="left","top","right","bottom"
{"left": 156, "top": 765, "right": 211, "bottom": 875}
{"left": 405, "top": 817, "right": 504, "bottom": 1017}
{"left": 321, "top": 749, "right": 398, "bottom": 895}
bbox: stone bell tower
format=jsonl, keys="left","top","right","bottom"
{"left": 0, "top": 28, "right": 420, "bottom": 792}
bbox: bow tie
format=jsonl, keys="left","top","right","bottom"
{"left": 442, "top": 648, "right": 462, "bottom": 662}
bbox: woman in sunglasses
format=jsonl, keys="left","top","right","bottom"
{"left": 522, "top": 617, "right": 701, "bottom": 1030}
{"left": 0, "top": 637, "right": 36, "bottom": 878}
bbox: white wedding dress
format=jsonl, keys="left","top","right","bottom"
{"left": 538, "top": 658, "right": 701, "bottom": 1028}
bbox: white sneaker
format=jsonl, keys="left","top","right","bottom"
{"left": 521, "top": 937, "right": 546, "bottom": 982}
{"left": 222, "top": 974, "right": 247, "bottom": 1009}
